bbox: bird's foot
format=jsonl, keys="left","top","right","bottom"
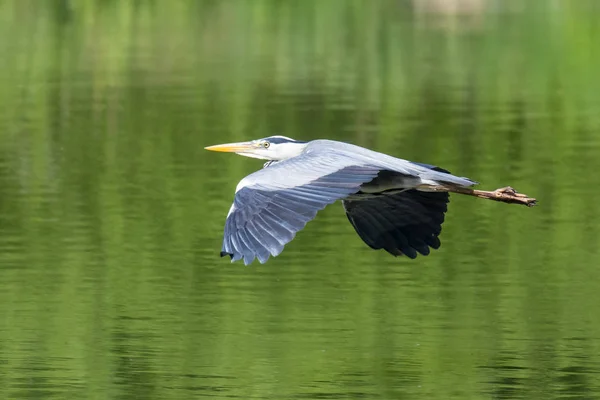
{"left": 492, "top": 186, "right": 537, "bottom": 206}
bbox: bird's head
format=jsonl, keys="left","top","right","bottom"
{"left": 205, "top": 135, "right": 307, "bottom": 161}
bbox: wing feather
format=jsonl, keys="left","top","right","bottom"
{"left": 343, "top": 190, "right": 449, "bottom": 258}
{"left": 220, "top": 150, "right": 382, "bottom": 264}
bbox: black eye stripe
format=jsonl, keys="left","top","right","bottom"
{"left": 264, "top": 137, "right": 304, "bottom": 144}
{"left": 258, "top": 136, "right": 307, "bottom": 145}
{"left": 265, "top": 138, "right": 288, "bottom": 144}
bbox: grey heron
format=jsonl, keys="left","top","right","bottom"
{"left": 206, "top": 136, "right": 535, "bottom": 265}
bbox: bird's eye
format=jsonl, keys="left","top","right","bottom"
{"left": 262, "top": 141, "right": 270, "bottom": 148}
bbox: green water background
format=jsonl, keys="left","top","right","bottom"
{"left": 1, "top": 1, "right": 599, "bottom": 399}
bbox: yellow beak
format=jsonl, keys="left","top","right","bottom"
{"left": 204, "top": 141, "right": 256, "bottom": 153}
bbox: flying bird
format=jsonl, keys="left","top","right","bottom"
{"left": 205, "top": 136, "right": 535, "bottom": 265}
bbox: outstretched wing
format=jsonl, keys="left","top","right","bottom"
{"left": 342, "top": 190, "right": 449, "bottom": 259}
{"left": 221, "top": 149, "right": 382, "bottom": 265}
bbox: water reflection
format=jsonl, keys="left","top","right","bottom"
{"left": 1, "top": 1, "right": 600, "bottom": 399}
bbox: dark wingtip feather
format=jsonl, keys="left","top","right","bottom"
{"left": 344, "top": 189, "right": 448, "bottom": 259}
{"left": 220, "top": 251, "right": 233, "bottom": 259}
{"left": 401, "top": 248, "right": 418, "bottom": 259}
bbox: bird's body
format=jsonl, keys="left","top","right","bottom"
{"left": 205, "top": 136, "right": 535, "bottom": 265}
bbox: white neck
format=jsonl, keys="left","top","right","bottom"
{"left": 271, "top": 142, "right": 308, "bottom": 160}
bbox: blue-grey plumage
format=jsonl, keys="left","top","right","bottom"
{"left": 205, "top": 136, "right": 479, "bottom": 265}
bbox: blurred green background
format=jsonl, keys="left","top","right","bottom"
{"left": 1, "top": 0, "right": 599, "bottom": 399}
